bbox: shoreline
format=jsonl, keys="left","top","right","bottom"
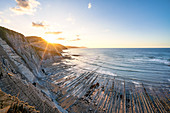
{"left": 1, "top": 56, "right": 169, "bottom": 112}
{"left": 0, "top": 26, "right": 169, "bottom": 112}
{"left": 43, "top": 64, "right": 169, "bottom": 112}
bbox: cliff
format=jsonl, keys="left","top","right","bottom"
{"left": 0, "top": 26, "right": 67, "bottom": 81}
{"left": 0, "top": 26, "right": 67, "bottom": 113}
{"left": 26, "top": 36, "right": 67, "bottom": 61}
{"left": 0, "top": 26, "right": 42, "bottom": 81}
{"left": 0, "top": 26, "right": 169, "bottom": 113}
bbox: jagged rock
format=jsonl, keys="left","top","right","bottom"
{"left": 0, "top": 26, "right": 67, "bottom": 79}
{"left": 0, "top": 89, "right": 39, "bottom": 113}
{"left": 0, "top": 26, "right": 68, "bottom": 113}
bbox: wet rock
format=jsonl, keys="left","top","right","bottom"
{"left": 72, "top": 54, "right": 81, "bottom": 57}
{"left": 90, "top": 82, "right": 99, "bottom": 89}
{"left": 126, "top": 98, "right": 130, "bottom": 103}
{"left": 56, "top": 90, "right": 63, "bottom": 98}
{"left": 42, "top": 69, "right": 45, "bottom": 73}
{"left": 32, "top": 82, "right": 36, "bottom": 87}
{"left": 120, "top": 94, "right": 123, "bottom": 99}
{"left": 85, "top": 90, "right": 91, "bottom": 97}
{"left": 101, "top": 85, "right": 104, "bottom": 91}
{"left": 0, "top": 72, "right": 3, "bottom": 79}
{"left": 85, "top": 76, "right": 89, "bottom": 79}
{"left": 89, "top": 108, "right": 92, "bottom": 111}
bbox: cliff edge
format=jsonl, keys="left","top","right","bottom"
{"left": 0, "top": 26, "right": 67, "bottom": 113}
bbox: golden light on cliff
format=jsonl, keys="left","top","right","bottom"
{"left": 38, "top": 35, "right": 64, "bottom": 68}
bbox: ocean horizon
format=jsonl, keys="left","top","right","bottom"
{"left": 0, "top": 27, "right": 169, "bottom": 112}
{"left": 0, "top": 0, "right": 170, "bottom": 112}
{"left": 63, "top": 48, "right": 170, "bottom": 86}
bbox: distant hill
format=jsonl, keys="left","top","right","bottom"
{"left": 66, "top": 46, "right": 87, "bottom": 49}
{"left": 26, "top": 36, "right": 67, "bottom": 51}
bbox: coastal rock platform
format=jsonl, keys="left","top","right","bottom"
{"left": 0, "top": 89, "right": 38, "bottom": 113}
{"left": 47, "top": 67, "right": 170, "bottom": 113}
{"left": 0, "top": 61, "right": 60, "bottom": 113}
{"left": 0, "top": 26, "right": 169, "bottom": 113}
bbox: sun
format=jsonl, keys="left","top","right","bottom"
{"left": 42, "top": 34, "right": 66, "bottom": 45}
{"left": 42, "top": 34, "right": 58, "bottom": 43}
{"left": 43, "top": 37, "right": 56, "bottom": 43}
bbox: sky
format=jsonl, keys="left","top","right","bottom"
{"left": 0, "top": 0, "right": 170, "bottom": 48}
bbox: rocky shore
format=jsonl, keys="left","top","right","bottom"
{"left": 0, "top": 26, "right": 169, "bottom": 113}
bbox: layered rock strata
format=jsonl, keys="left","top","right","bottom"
{"left": 0, "top": 26, "right": 67, "bottom": 113}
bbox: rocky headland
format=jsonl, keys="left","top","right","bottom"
{"left": 0, "top": 26, "right": 169, "bottom": 113}
{"left": 0, "top": 26, "right": 67, "bottom": 113}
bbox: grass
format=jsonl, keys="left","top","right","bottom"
{"left": 0, "top": 26, "right": 26, "bottom": 45}
{"left": 0, "top": 26, "right": 12, "bottom": 47}
{"left": 0, "top": 26, "right": 28, "bottom": 65}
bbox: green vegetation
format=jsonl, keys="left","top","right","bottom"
{"left": 0, "top": 26, "right": 25, "bottom": 44}
{"left": 0, "top": 26, "right": 28, "bottom": 65}
{"left": 0, "top": 26, "right": 13, "bottom": 47}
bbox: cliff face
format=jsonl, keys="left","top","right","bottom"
{"left": 0, "top": 26, "right": 39, "bottom": 82}
{"left": 0, "top": 26, "right": 68, "bottom": 112}
{"left": 0, "top": 26, "right": 66, "bottom": 81}
{"left": 0, "top": 60, "right": 60, "bottom": 113}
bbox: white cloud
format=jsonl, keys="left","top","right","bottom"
{"left": 70, "top": 38, "right": 81, "bottom": 41}
{"left": 10, "top": 0, "right": 40, "bottom": 15}
{"left": 88, "top": 3, "right": 92, "bottom": 9}
{"left": 32, "top": 21, "right": 48, "bottom": 28}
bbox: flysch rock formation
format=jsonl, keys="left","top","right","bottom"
{"left": 0, "top": 26, "right": 169, "bottom": 113}
{"left": 51, "top": 68, "right": 169, "bottom": 113}
{"left": 0, "top": 89, "right": 38, "bottom": 113}
{"left": 0, "top": 26, "right": 67, "bottom": 113}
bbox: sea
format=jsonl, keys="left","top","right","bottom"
{"left": 63, "top": 48, "right": 170, "bottom": 87}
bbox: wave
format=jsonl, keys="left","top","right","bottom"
{"left": 131, "top": 81, "right": 140, "bottom": 85}
{"left": 96, "top": 69, "right": 117, "bottom": 76}
{"left": 149, "top": 59, "right": 170, "bottom": 65}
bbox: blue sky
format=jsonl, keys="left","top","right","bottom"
{"left": 0, "top": 0, "right": 170, "bottom": 48}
